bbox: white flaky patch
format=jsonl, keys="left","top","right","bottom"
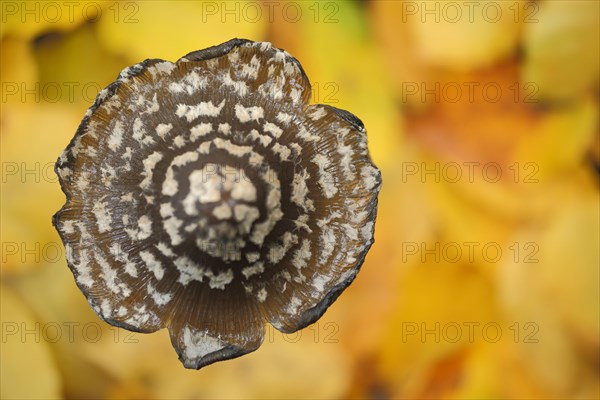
{"left": 291, "top": 170, "right": 314, "bottom": 211}
{"left": 319, "top": 226, "right": 336, "bottom": 264}
{"left": 126, "top": 215, "right": 153, "bottom": 241}
{"left": 71, "top": 248, "right": 93, "bottom": 288}
{"left": 176, "top": 99, "right": 225, "bottom": 121}
{"left": 250, "top": 208, "right": 283, "bottom": 247}
{"left": 227, "top": 50, "right": 240, "bottom": 63}
{"left": 204, "top": 58, "right": 219, "bottom": 69}
{"left": 75, "top": 221, "right": 92, "bottom": 241}
{"left": 250, "top": 169, "right": 283, "bottom": 245}
{"left": 70, "top": 135, "right": 85, "bottom": 158}
{"left": 190, "top": 122, "right": 213, "bottom": 141}
{"left": 160, "top": 203, "right": 175, "bottom": 218}
{"left": 249, "top": 129, "right": 272, "bottom": 147}
{"left": 242, "top": 262, "right": 264, "bottom": 279}
{"left": 142, "top": 93, "right": 160, "bottom": 115}
{"left": 256, "top": 287, "right": 267, "bottom": 303}
{"left": 169, "top": 70, "right": 208, "bottom": 95}
{"left": 313, "top": 274, "right": 332, "bottom": 293}
{"left": 338, "top": 143, "right": 356, "bottom": 181}
{"left": 100, "top": 300, "right": 113, "bottom": 319}
{"left": 212, "top": 202, "right": 232, "bottom": 220}
{"left": 100, "top": 165, "right": 116, "bottom": 187}
{"left": 162, "top": 151, "right": 199, "bottom": 196}
{"left": 132, "top": 117, "right": 146, "bottom": 142}
{"left": 289, "top": 87, "right": 302, "bottom": 103}
{"left": 213, "top": 138, "right": 256, "bottom": 160}
{"left": 149, "top": 61, "right": 175, "bottom": 78}
{"left": 218, "top": 123, "right": 231, "bottom": 135}
{"left": 108, "top": 121, "right": 124, "bottom": 151}
{"left": 297, "top": 125, "right": 320, "bottom": 142}
{"left": 271, "top": 142, "right": 291, "bottom": 161}
{"left": 96, "top": 252, "right": 131, "bottom": 297}
{"left": 183, "top": 166, "right": 222, "bottom": 214}
{"left": 289, "top": 142, "right": 302, "bottom": 157}
{"left": 140, "top": 151, "right": 163, "bottom": 190}
{"left": 122, "top": 147, "right": 132, "bottom": 161}
{"left": 174, "top": 256, "right": 204, "bottom": 285}
{"left": 265, "top": 179, "right": 281, "bottom": 208}
{"left": 342, "top": 223, "right": 359, "bottom": 241}
{"left": 61, "top": 220, "right": 75, "bottom": 234}
{"left": 308, "top": 106, "right": 327, "bottom": 121}
{"left": 263, "top": 122, "right": 283, "bottom": 138}
{"left": 56, "top": 166, "right": 72, "bottom": 180}
{"left": 362, "top": 221, "right": 374, "bottom": 242}
{"left": 156, "top": 242, "right": 176, "bottom": 258}
{"left": 276, "top": 112, "right": 293, "bottom": 125}
{"left": 221, "top": 72, "right": 248, "bottom": 96}
{"left": 294, "top": 214, "right": 312, "bottom": 233}
{"left": 207, "top": 269, "right": 234, "bottom": 290}
{"left": 139, "top": 250, "right": 165, "bottom": 280}
{"left": 233, "top": 205, "right": 260, "bottom": 234}
{"left": 335, "top": 268, "right": 357, "bottom": 286}
{"left": 163, "top": 216, "right": 184, "bottom": 246}
{"left": 198, "top": 141, "right": 212, "bottom": 154}
{"left": 317, "top": 211, "right": 341, "bottom": 229}
{"left": 312, "top": 154, "right": 338, "bottom": 198}
{"left": 240, "top": 54, "right": 261, "bottom": 79}
{"left": 156, "top": 123, "right": 173, "bottom": 139}
{"left": 246, "top": 252, "right": 260, "bottom": 263}
{"left": 286, "top": 296, "right": 302, "bottom": 315}
{"left": 137, "top": 215, "right": 153, "bottom": 240}
{"left": 361, "top": 164, "right": 380, "bottom": 191}
{"left": 173, "top": 135, "right": 186, "bottom": 148}
{"left": 109, "top": 243, "right": 135, "bottom": 276}
{"left": 180, "top": 326, "right": 225, "bottom": 368}
{"left": 230, "top": 178, "right": 257, "bottom": 202}
{"left": 92, "top": 201, "right": 112, "bottom": 233}
{"left": 147, "top": 283, "right": 172, "bottom": 306}
{"left": 235, "top": 104, "right": 264, "bottom": 123}
{"left": 124, "top": 304, "right": 160, "bottom": 328}
{"left": 291, "top": 239, "right": 311, "bottom": 270}
{"left": 267, "top": 232, "right": 298, "bottom": 264}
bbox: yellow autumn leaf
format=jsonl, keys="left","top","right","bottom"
{"left": 379, "top": 259, "right": 499, "bottom": 397}
{"left": 82, "top": 323, "right": 351, "bottom": 399}
{"left": 1, "top": 284, "right": 62, "bottom": 399}
{"left": 370, "top": 0, "right": 432, "bottom": 105}
{"left": 534, "top": 173, "right": 599, "bottom": 347}
{"left": 33, "top": 22, "right": 127, "bottom": 104}
{"left": 9, "top": 262, "right": 136, "bottom": 398}
{"left": 0, "top": 0, "right": 99, "bottom": 39}
{"left": 511, "top": 97, "right": 598, "bottom": 180}
{"left": 0, "top": 36, "right": 38, "bottom": 107}
{"left": 1, "top": 103, "right": 81, "bottom": 274}
{"left": 407, "top": 0, "right": 525, "bottom": 71}
{"left": 95, "top": 1, "right": 268, "bottom": 64}
{"left": 521, "top": 0, "right": 600, "bottom": 102}
{"left": 497, "top": 169, "right": 599, "bottom": 398}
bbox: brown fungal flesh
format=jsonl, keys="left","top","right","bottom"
{"left": 53, "top": 38, "right": 382, "bottom": 369}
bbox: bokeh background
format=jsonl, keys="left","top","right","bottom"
{"left": 1, "top": 1, "right": 598, "bottom": 399}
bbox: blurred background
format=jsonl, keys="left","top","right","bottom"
{"left": 1, "top": 1, "right": 598, "bottom": 398}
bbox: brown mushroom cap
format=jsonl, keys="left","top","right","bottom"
{"left": 53, "top": 38, "right": 382, "bottom": 369}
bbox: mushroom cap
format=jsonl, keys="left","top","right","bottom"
{"left": 53, "top": 38, "right": 382, "bottom": 369}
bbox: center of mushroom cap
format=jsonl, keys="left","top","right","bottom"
{"left": 184, "top": 163, "right": 261, "bottom": 262}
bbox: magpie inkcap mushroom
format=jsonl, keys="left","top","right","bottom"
{"left": 53, "top": 38, "right": 382, "bottom": 369}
